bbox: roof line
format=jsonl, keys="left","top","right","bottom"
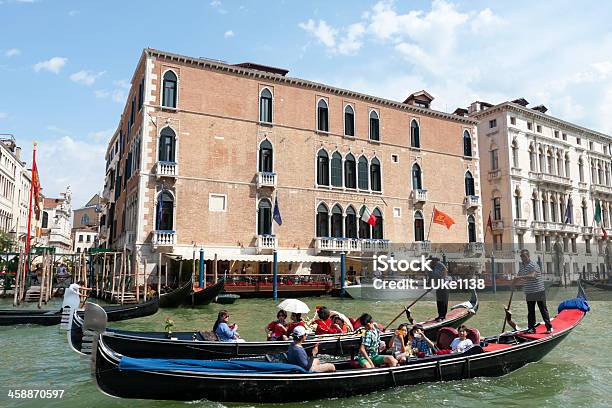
{"left": 144, "top": 48, "right": 478, "bottom": 126}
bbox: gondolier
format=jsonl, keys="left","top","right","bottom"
{"left": 428, "top": 257, "right": 449, "bottom": 322}
{"left": 514, "top": 249, "right": 553, "bottom": 334}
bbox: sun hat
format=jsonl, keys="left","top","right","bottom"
{"left": 292, "top": 326, "right": 307, "bottom": 338}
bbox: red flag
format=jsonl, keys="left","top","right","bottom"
{"left": 433, "top": 207, "right": 455, "bottom": 230}
{"left": 32, "top": 159, "right": 41, "bottom": 216}
{"left": 603, "top": 228, "right": 608, "bottom": 239}
{"left": 361, "top": 207, "right": 377, "bottom": 226}
{"left": 486, "top": 213, "right": 493, "bottom": 231}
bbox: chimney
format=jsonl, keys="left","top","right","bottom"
{"left": 15, "top": 146, "right": 21, "bottom": 160}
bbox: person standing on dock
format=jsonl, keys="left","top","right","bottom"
{"left": 514, "top": 249, "right": 553, "bottom": 334}
{"left": 428, "top": 257, "right": 449, "bottom": 322}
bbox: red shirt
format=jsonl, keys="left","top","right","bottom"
{"left": 286, "top": 321, "right": 304, "bottom": 335}
{"left": 266, "top": 320, "right": 287, "bottom": 338}
{"left": 314, "top": 319, "right": 343, "bottom": 335}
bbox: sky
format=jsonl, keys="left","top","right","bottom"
{"left": 1, "top": 0, "right": 612, "bottom": 207}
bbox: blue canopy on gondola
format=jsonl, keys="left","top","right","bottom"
{"left": 119, "top": 356, "right": 309, "bottom": 374}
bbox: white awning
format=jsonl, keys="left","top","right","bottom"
{"left": 200, "top": 249, "right": 340, "bottom": 263}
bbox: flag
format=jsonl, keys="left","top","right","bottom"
{"left": 31, "top": 158, "right": 41, "bottom": 217}
{"left": 563, "top": 197, "right": 573, "bottom": 224}
{"left": 594, "top": 199, "right": 607, "bottom": 238}
{"left": 486, "top": 213, "right": 493, "bottom": 231}
{"left": 433, "top": 207, "right": 455, "bottom": 230}
{"left": 273, "top": 197, "right": 282, "bottom": 226}
{"left": 360, "top": 207, "right": 377, "bottom": 226}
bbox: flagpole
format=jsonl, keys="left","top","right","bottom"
{"left": 24, "top": 142, "right": 37, "bottom": 279}
{"left": 425, "top": 206, "right": 435, "bottom": 241}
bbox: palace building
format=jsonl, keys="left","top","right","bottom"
{"left": 467, "top": 98, "right": 612, "bottom": 284}
{"left": 100, "top": 49, "right": 485, "bottom": 292}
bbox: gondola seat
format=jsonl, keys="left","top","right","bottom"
{"left": 466, "top": 328, "right": 480, "bottom": 345}
{"left": 435, "top": 327, "right": 458, "bottom": 350}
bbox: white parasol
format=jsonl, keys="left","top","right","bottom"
{"left": 277, "top": 299, "right": 310, "bottom": 314}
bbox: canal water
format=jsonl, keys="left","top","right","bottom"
{"left": 0, "top": 287, "right": 610, "bottom": 408}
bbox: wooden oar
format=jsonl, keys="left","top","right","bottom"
{"left": 384, "top": 288, "right": 433, "bottom": 331}
{"left": 501, "top": 285, "right": 515, "bottom": 333}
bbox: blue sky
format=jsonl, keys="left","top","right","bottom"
{"left": 1, "top": 0, "right": 612, "bottom": 207}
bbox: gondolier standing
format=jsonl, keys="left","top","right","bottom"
{"left": 514, "top": 249, "right": 553, "bottom": 333}
{"left": 429, "top": 257, "right": 449, "bottom": 322}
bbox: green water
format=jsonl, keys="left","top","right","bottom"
{"left": 0, "top": 288, "right": 610, "bottom": 408}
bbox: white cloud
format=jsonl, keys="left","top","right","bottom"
{"left": 209, "top": 0, "right": 227, "bottom": 14}
{"left": 94, "top": 89, "right": 110, "bottom": 98}
{"left": 94, "top": 88, "right": 126, "bottom": 103}
{"left": 0, "top": 112, "right": 7, "bottom": 119}
{"left": 5, "top": 48, "right": 20, "bottom": 57}
{"left": 299, "top": 19, "right": 366, "bottom": 55}
{"left": 299, "top": 19, "right": 337, "bottom": 48}
{"left": 471, "top": 8, "right": 505, "bottom": 33}
{"left": 89, "top": 128, "right": 114, "bottom": 143}
{"left": 337, "top": 23, "right": 366, "bottom": 55}
{"left": 68, "top": 10, "right": 79, "bottom": 17}
{"left": 33, "top": 57, "right": 67, "bottom": 74}
{"left": 224, "top": 30, "right": 234, "bottom": 38}
{"left": 113, "top": 79, "right": 130, "bottom": 89}
{"left": 70, "top": 70, "right": 106, "bottom": 86}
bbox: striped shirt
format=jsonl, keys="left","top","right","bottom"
{"left": 518, "top": 260, "right": 545, "bottom": 294}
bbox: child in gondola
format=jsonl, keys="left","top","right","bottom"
{"left": 387, "top": 323, "right": 409, "bottom": 363}
{"left": 357, "top": 313, "right": 398, "bottom": 368}
{"left": 314, "top": 307, "right": 343, "bottom": 335}
{"left": 408, "top": 324, "right": 435, "bottom": 357}
{"left": 266, "top": 310, "right": 288, "bottom": 341}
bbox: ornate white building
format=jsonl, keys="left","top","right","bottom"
{"left": 40, "top": 186, "right": 73, "bottom": 252}
{"left": 467, "top": 98, "right": 612, "bottom": 283}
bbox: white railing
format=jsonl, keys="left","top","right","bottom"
{"left": 155, "top": 161, "right": 178, "bottom": 177}
{"left": 412, "top": 241, "right": 432, "bottom": 254}
{"left": 488, "top": 170, "right": 501, "bottom": 180}
{"left": 514, "top": 219, "right": 528, "bottom": 229}
{"left": 466, "top": 242, "right": 484, "bottom": 254}
{"left": 530, "top": 172, "right": 571, "bottom": 186}
{"left": 314, "top": 237, "right": 390, "bottom": 253}
{"left": 153, "top": 230, "right": 176, "bottom": 246}
{"left": 492, "top": 220, "right": 504, "bottom": 230}
{"left": 510, "top": 167, "right": 522, "bottom": 177}
{"left": 591, "top": 183, "right": 612, "bottom": 195}
{"left": 257, "top": 235, "right": 278, "bottom": 250}
{"left": 464, "top": 195, "right": 480, "bottom": 209}
{"left": 581, "top": 226, "right": 593, "bottom": 235}
{"left": 257, "top": 172, "right": 277, "bottom": 188}
{"left": 412, "top": 189, "right": 428, "bottom": 203}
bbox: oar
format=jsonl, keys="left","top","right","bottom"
{"left": 501, "top": 284, "right": 515, "bottom": 333}
{"left": 384, "top": 288, "right": 433, "bottom": 331}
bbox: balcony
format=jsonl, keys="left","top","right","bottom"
{"left": 510, "top": 167, "right": 522, "bottom": 178}
{"left": 152, "top": 230, "right": 176, "bottom": 247}
{"left": 155, "top": 161, "right": 178, "bottom": 178}
{"left": 530, "top": 172, "right": 571, "bottom": 188}
{"left": 412, "top": 241, "right": 432, "bottom": 254}
{"left": 256, "top": 235, "right": 278, "bottom": 252}
{"left": 492, "top": 220, "right": 504, "bottom": 230}
{"left": 412, "top": 189, "right": 428, "bottom": 204}
{"left": 314, "top": 237, "right": 390, "bottom": 254}
{"left": 514, "top": 219, "right": 528, "bottom": 229}
{"left": 591, "top": 183, "right": 612, "bottom": 196}
{"left": 581, "top": 226, "right": 593, "bottom": 235}
{"left": 578, "top": 181, "right": 588, "bottom": 190}
{"left": 464, "top": 195, "right": 480, "bottom": 210}
{"left": 257, "top": 172, "right": 277, "bottom": 188}
{"left": 488, "top": 169, "right": 501, "bottom": 180}
{"left": 466, "top": 242, "right": 484, "bottom": 254}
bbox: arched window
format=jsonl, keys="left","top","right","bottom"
{"left": 359, "top": 206, "right": 371, "bottom": 239}
{"left": 565, "top": 153, "right": 570, "bottom": 178}
{"left": 162, "top": 71, "right": 177, "bottom": 108}
{"left": 529, "top": 144, "right": 536, "bottom": 171}
{"left": 541, "top": 193, "right": 548, "bottom": 221}
{"left": 344, "top": 105, "right": 355, "bottom": 136}
{"left": 463, "top": 130, "right": 472, "bottom": 157}
{"left": 344, "top": 153, "right": 356, "bottom": 188}
{"left": 345, "top": 206, "right": 357, "bottom": 238}
{"left": 156, "top": 191, "right": 174, "bottom": 230}
{"left": 532, "top": 191, "right": 539, "bottom": 221}
{"left": 547, "top": 150, "right": 554, "bottom": 174}
{"left": 331, "top": 204, "right": 343, "bottom": 238}
{"left": 317, "top": 99, "right": 329, "bottom": 132}
{"left": 372, "top": 208, "right": 383, "bottom": 239}
{"left": 539, "top": 148, "right": 545, "bottom": 172}
{"left": 512, "top": 140, "right": 519, "bottom": 167}
{"left": 358, "top": 156, "right": 369, "bottom": 190}
{"left": 550, "top": 195, "right": 557, "bottom": 222}
{"left": 581, "top": 199, "right": 588, "bottom": 226}
{"left": 514, "top": 188, "right": 522, "bottom": 218}
{"left": 578, "top": 158, "right": 584, "bottom": 182}
{"left": 557, "top": 153, "right": 564, "bottom": 177}
{"left": 317, "top": 150, "right": 329, "bottom": 186}
{"left": 258, "top": 140, "right": 273, "bottom": 172}
{"left": 331, "top": 152, "right": 343, "bottom": 187}
{"left": 81, "top": 214, "right": 90, "bottom": 225}
{"left": 257, "top": 199, "right": 272, "bottom": 235}
{"left": 412, "top": 163, "right": 422, "bottom": 190}
{"left": 464, "top": 171, "right": 475, "bottom": 196}
{"left": 414, "top": 211, "right": 424, "bottom": 241}
{"left": 259, "top": 88, "right": 273, "bottom": 123}
{"left": 467, "top": 215, "right": 476, "bottom": 243}
{"left": 369, "top": 110, "right": 380, "bottom": 141}
{"left": 316, "top": 203, "right": 329, "bottom": 237}
{"left": 158, "top": 127, "right": 176, "bottom": 162}
{"left": 410, "top": 120, "right": 420, "bottom": 148}
{"left": 370, "top": 157, "right": 381, "bottom": 191}
{"left": 493, "top": 196, "right": 502, "bottom": 220}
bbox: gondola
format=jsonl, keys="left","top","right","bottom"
{"left": 72, "top": 291, "right": 478, "bottom": 358}
{"left": 91, "top": 286, "right": 587, "bottom": 402}
{"left": 185, "top": 279, "right": 225, "bottom": 306}
{"left": 159, "top": 278, "right": 193, "bottom": 308}
{"left": 0, "top": 297, "right": 159, "bottom": 327}
{"left": 579, "top": 278, "right": 612, "bottom": 290}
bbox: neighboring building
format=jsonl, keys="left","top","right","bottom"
{"left": 468, "top": 98, "right": 612, "bottom": 283}
{"left": 40, "top": 186, "right": 73, "bottom": 252}
{"left": 72, "top": 194, "right": 101, "bottom": 253}
{"left": 101, "top": 48, "right": 484, "bottom": 287}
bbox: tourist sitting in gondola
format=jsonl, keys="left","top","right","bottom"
{"left": 387, "top": 323, "right": 409, "bottom": 363}
{"left": 266, "top": 310, "right": 288, "bottom": 341}
{"left": 287, "top": 326, "right": 336, "bottom": 373}
{"left": 357, "top": 313, "right": 398, "bottom": 368}
{"left": 450, "top": 325, "right": 473, "bottom": 353}
{"left": 408, "top": 324, "right": 435, "bottom": 357}
{"left": 331, "top": 314, "right": 350, "bottom": 333}
{"left": 213, "top": 310, "right": 245, "bottom": 342}
{"left": 314, "top": 307, "right": 343, "bottom": 335}
{"left": 286, "top": 312, "right": 306, "bottom": 334}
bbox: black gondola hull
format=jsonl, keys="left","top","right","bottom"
{"left": 186, "top": 279, "right": 225, "bottom": 306}
{"left": 159, "top": 279, "right": 193, "bottom": 308}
